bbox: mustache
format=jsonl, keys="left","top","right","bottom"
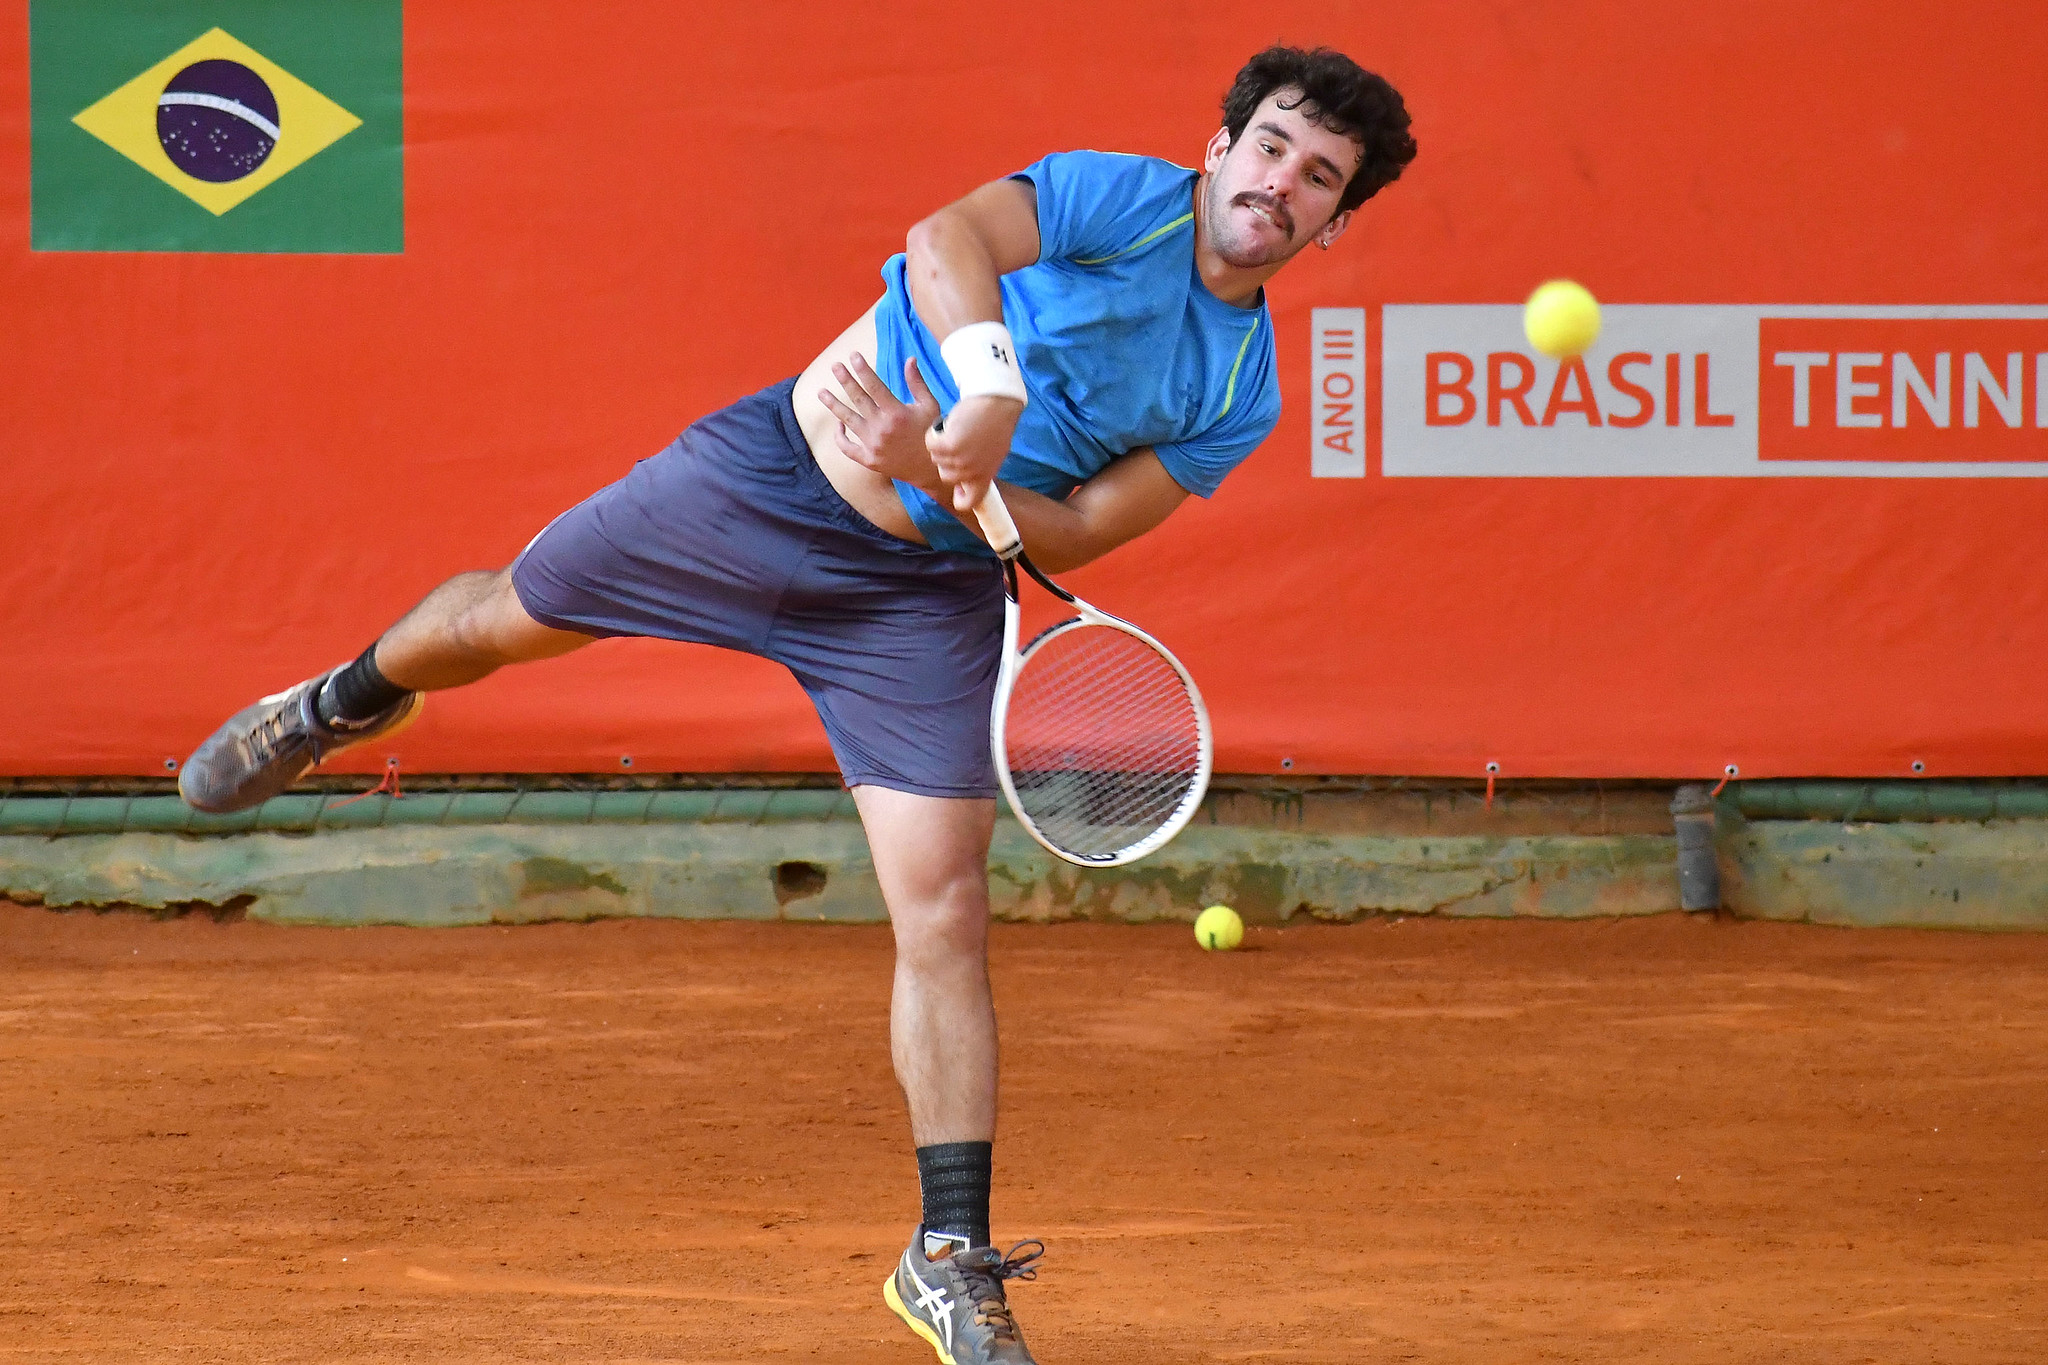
{"left": 1232, "top": 192, "right": 1295, "bottom": 236}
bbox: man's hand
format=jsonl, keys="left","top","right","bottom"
{"left": 926, "top": 393, "right": 1023, "bottom": 515}
{"left": 817, "top": 355, "right": 944, "bottom": 493}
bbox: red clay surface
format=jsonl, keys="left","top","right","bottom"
{"left": 2, "top": 905, "right": 2045, "bottom": 1363}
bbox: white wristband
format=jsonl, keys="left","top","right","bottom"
{"left": 939, "top": 321, "right": 1029, "bottom": 406}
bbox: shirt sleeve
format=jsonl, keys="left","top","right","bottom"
{"left": 1151, "top": 345, "right": 1282, "bottom": 498}
{"left": 1011, "top": 149, "right": 1178, "bottom": 267}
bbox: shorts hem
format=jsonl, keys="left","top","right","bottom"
{"left": 508, "top": 559, "right": 630, "bottom": 640}
{"left": 842, "top": 773, "right": 1000, "bottom": 801}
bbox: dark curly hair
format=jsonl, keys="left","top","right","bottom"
{"left": 1221, "top": 46, "right": 1417, "bottom": 213}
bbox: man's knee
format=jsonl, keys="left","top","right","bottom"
{"left": 854, "top": 789, "right": 992, "bottom": 960}
{"left": 892, "top": 873, "right": 989, "bottom": 959}
{"left": 452, "top": 568, "right": 590, "bottom": 664}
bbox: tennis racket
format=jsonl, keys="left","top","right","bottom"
{"left": 971, "top": 487, "right": 1212, "bottom": 866}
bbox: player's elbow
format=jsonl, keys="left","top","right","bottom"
{"left": 905, "top": 208, "right": 965, "bottom": 267}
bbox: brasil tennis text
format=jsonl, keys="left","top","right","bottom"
{"left": 1311, "top": 305, "right": 2048, "bottom": 477}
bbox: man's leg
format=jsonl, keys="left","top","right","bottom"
{"left": 311, "top": 567, "right": 593, "bottom": 728}
{"left": 858, "top": 786, "right": 1041, "bottom": 1365}
{"left": 180, "top": 567, "right": 592, "bottom": 813}
{"left": 853, "top": 785, "right": 1000, "bottom": 1152}
{"left": 366, "top": 567, "right": 592, "bottom": 693}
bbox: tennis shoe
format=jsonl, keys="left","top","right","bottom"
{"left": 884, "top": 1228, "right": 1043, "bottom": 1365}
{"left": 178, "top": 667, "right": 422, "bottom": 814}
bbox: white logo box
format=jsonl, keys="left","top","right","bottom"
{"left": 1332, "top": 304, "right": 2048, "bottom": 478}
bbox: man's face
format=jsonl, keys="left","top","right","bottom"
{"left": 1201, "top": 90, "right": 1363, "bottom": 269}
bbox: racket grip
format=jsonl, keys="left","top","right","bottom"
{"left": 973, "top": 486, "right": 1022, "bottom": 560}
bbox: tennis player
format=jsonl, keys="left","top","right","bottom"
{"left": 180, "top": 46, "right": 1414, "bottom": 1365}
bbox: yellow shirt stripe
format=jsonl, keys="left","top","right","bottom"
{"left": 1072, "top": 212, "right": 1194, "bottom": 266}
{"left": 1218, "top": 317, "right": 1261, "bottom": 419}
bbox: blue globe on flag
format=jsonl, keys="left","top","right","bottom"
{"left": 156, "top": 58, "right": 278, "bottom": 183}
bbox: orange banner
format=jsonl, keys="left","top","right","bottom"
{"left": 5, "top": 3, "right": 2048, "bottom": 781}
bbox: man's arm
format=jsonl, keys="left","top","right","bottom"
{"left": 904, "top": 178, "right": 1041, "bottom": 516}
{"left": 903, "top": 178, "right": 1040, "bottom": 340}
{"left": 990, "top": 449, "right": 1190, "bottom": 576}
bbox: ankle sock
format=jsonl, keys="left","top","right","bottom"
{"left": 318, "top": 643, "right": 413, "bottom": 727}
{"left": 917, "top": 1141, "right": 992, "bottom": 1253}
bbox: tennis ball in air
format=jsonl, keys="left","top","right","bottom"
{"left": 1194, "top": 904, "right": 1244, "bottom": 951}
{"left": 1523, "top": 280, "right": 1602, "bottom": 358}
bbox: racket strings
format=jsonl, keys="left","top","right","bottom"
{"left": 1004, "top": 623, "right": 1203, "bottom": 860}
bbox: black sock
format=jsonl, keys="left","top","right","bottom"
{"left": 318, "top": 642, "right": 413, "bottom": 727}
{"left": 916, "top": 1141, "right": 992, "bottom": 1252}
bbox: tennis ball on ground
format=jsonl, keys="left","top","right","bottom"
{"left": 1194, "top": 904, "right": 1244, "bottom": 951}
{"left": 1523, "top": 279, "right": 1602, "bottom": 358}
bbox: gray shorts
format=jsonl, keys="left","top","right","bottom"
{"left": 510, "top": 379, "right": 1004, "bottom": 799}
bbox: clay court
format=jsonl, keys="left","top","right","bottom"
{"left": 4, "top": 905, "right": 2043, "bottom": 1363}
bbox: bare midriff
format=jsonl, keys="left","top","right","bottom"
{"left": 791, "top": 302, "right": 927, "bottom": 544}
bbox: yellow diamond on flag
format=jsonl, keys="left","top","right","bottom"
{"left": 72, "top": 28, "right": 362, "bottom": 216}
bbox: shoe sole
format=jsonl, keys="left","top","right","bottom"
{"left": 337, "top": 690, "right": 426, "bottom": 754}
{"left": 883, "top": 1271, "right": 957, "bottom": 1365}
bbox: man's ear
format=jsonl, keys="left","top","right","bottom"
{"left": 1202, "top": 126, "right": 1233, "bottom": 174}
{"left": 1313, "top": 207, "right": 1355, "bottom": 251}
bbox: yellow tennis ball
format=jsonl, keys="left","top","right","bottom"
{"left": 1194, "top": 904, "right": 1243, "bottom": 951}
{"left": 1524, "top": 279, "right": 1602, "bottom": 358}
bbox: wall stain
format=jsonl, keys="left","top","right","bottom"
{"left": 519, "top": 857, "right": 627, "bottom": 898}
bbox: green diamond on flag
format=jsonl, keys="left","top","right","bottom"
{"left": 30, "top": 1, "right": 403, "bottom": 253}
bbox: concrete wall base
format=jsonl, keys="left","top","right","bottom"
{"left": 4, "top": 784, "right": 2045, "bottom": 930}
{"left": 0, "top": 820, "right": 1681, "bottom": 928}
{"left": 1722, "top": 817, "right": 2048, "bottom": 929}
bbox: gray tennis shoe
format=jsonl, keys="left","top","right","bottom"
{"left": 884, "top": 1229, "right": 1044, "bottom": 1365}
{"left": 178, "top": 668, "right": 422, "bottom": 813}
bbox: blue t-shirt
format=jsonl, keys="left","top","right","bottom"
{"left": 873, "top": 149, "right": 1281, "bottom": 555}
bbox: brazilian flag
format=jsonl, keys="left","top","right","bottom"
{"left": 30, "top": 1, "right": 403, "bottom": 253}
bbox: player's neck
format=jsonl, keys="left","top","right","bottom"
{"left": 1191, "top": 175, "right": 1285, "bottom": 309}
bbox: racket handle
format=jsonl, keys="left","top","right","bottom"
{"left": 973, "top": 486, "right": 1022, "bottom": 560}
